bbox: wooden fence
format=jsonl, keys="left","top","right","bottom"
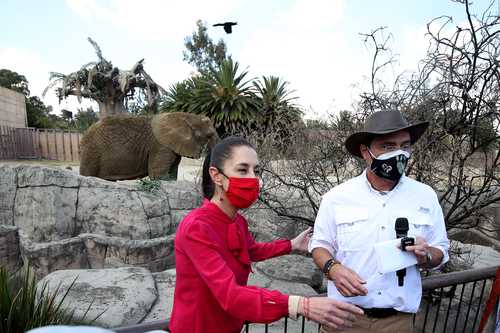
{"left": 0, "top": 125, "right": 83, "bottom": 162}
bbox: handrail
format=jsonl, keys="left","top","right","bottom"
{"left": 113, "top": 265, "right": 499, "bottom": 332}
{"left": 421, "top": 266, "right": 497, "bottom": 290}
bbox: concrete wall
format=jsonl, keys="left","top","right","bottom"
{"left": 0, "top": 86, "right": 27, "bottom": 128}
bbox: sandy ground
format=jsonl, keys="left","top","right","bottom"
{"left": 0, "top": 157, "right": 203, "bottom": 183}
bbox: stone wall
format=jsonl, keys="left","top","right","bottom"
{"left": 0, "top": 86, "right": 27, "bottom": 128}
{"left": 0, "top": 165, "right": 203, "bottom": 278}
{"left": 0, "top": 165, "right": 299, "bottom": 279}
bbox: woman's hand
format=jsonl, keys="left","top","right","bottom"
{"left": 298, "top": 296, "right": 363, "bottom": 330}
{"left": 291, "top": 227, "right": 312, "bottom": 252}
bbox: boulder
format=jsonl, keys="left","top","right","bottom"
{"left": 450, "top": 240, "right": 500, "bottom": 270}
{"left": 16, "top": 165, "right": 79, "bottom": 188}
{"left": 255, "top": 254, "right": 323, "bottom": 289}
{"left": 19, "top": 232, "right": 88, "bottom": 278}
{"left": 37, "top": 267, "right": 157, "bottom": 328}
{"left": 0, "top": 165, "right": 16, "bottom": 225}
{"left": 161, "top": 181, "right": 202, "bottom": 210}
{"left": 14, "top": 186, "right": 78, "bottom": 242}
{"left": 267, "top": 279, "right": 317, "bottom": 296}
{"left": 0, "top": 225, "right": 21, "bottom": 272}
{"left": 143, "top": 269, "right": 176, "bottom": 322}
{"left": 170, "top": 210, "right": 191, "bottom": 233}
{"left": 77, "top": 187, "right": 149, "bottom": 239}
{"left": 81, "top": 234, "right": 176, "bottom": 272}
{"left": 247, "top": 268, "right": 273, "bottom": 288}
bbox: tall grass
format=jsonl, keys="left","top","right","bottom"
{"left": 0, "top": 265, "right": 99, "bottom": 333}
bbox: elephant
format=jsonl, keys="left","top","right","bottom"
{"left": 79, "top": 112, "right": 219, "bottom": 181}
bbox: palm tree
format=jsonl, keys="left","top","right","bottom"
{"left": 161, "top": 77, "right": 201, "bottom": 114}
{"left": 193, "top": 59, "right": 260, "bottom": 136}
{"left": 253, "top": 76, "right": 303, "bottom": 135}
{"left": 43, "top": 38, "right": 165, "bottom": 119}
{"left": 162, "top": 59, "right": 260, "bottom": 137}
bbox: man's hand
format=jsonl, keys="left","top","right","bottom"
{"left": 404, "top": 236, "right": 430, "bottom": 266}
{"left": 329, "top": 264, "right": 368, "bottom": 297}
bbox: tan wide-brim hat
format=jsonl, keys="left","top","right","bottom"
{"left": 345, "top": 111, "right": 429, "bottom": 158}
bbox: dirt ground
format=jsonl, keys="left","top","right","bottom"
{"left": 0, "top": 157, "right": 203, "bottom": 182}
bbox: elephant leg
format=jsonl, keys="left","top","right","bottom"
{"left": 167, "top": 155, "right": 182, "bottom": 180}
{"left": 79, "top": 146, "right": 100, "bottom": 177}
{"left": 148, "top": 146, "right": 181, "bottom": 180}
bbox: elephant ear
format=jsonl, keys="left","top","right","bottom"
{"left": 151, "top": 112, "right": 204, "bottom": 158}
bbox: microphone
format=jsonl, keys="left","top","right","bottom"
{"left": 395, "top": 218, "right": 409, "bottom": 287}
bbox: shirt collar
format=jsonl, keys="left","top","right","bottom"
{"left": 202, "top": 199, "right": 238, "bottom": 224}
{"left": 361, "top": 169, "right": 406, "bottom": 196}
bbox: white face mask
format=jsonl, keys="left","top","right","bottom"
{"left": 369, "top": 149, "right": 411, "bottom": 160}
{"left": 368, "top": 149, "right": 411, "bottom": 181}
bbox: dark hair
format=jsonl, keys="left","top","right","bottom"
{"left": 202, "top": 136, "right": 255, "bottom": 199}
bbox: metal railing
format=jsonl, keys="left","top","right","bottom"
{"left": 114, "top": 265, "right": 498, "bottom": 333}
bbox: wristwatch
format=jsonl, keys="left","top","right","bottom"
{"left": 425, "top": 251, "right": 433, "bottom": 266}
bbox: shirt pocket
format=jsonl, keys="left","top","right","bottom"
{"left": 335, "top": 208, "right": 370, "bottom": 251}
{"left": 408, "top": 207, "right": 433, "bottom": 238}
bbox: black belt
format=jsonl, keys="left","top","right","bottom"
{"left": 360, "top": 307, "right": 399, "bottom": 318}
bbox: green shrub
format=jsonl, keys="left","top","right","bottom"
{"left": 0, "top": 265, "right": 98, "bottom": 333}
{"left": 137, "top": 177, "right": 162, "bottom": 193}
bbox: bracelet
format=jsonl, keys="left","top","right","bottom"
{"left": 322, "top": 258, "right": 339, "bottom": 278}
{"left": 303, "top": 297, "right": 310, "bottom": 319}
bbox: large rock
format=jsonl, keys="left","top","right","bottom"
{"left": 0, "top": 225, "right": 21, "bottom": 271}
{"left": 450, "top": 240, "right": 500, "bottom": 269}
{"left": 267, "top": 279, "right": 317, "bottom": 296}
{"left": 0, "top": 165, "right": 16, "bottom": 225}
{"left": 14, "top": 186, "right": 78, "bottom": 242}
{"left": 20, "top": 231, "right": 88, "bottom": 278}
{"left": 16, "top": 165, "right": 79, "bottom": 188}
{"left": 161, "top": 181, "right": 202, "bottom": 210}
{"left": 247, "top": 268, "right": 273, "bottom": 288}
{"left": 170, "top": 210, "right": 191, "bottom": 233}
{"left": 143, "top": 269, "right": 176, "bottom": 322}
{"left": 247, "top": 266, "right": 318, "bottom": 333}
{"left": 255, "top": 254, "right": 323, "bottom": 289}
{"left": 81, "top": 234, "right": 176, "bottom": 272}
{"left": 38, "top": 267, "right": 157, "bottom": 328}
{"left": 77, "top": 187, "right": 149, "bottom": 239}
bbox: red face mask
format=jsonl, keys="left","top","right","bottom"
{"left": 224, "top": 176, "right": 260, "bottom": 209}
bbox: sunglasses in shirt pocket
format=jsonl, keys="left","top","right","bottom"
{"left": 335, "top": 207, "right": 371, "bottom": 251}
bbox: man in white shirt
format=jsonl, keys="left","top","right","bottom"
{"left": 310, "top": 111, "right": 450, "bottom": 333}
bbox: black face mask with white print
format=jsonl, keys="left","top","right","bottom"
{"left": 368, "top": 149, "right": 410, "bottom": 182}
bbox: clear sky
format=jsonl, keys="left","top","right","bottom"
{"left": 1, "top": 0, "right": 497, "bottom": 118}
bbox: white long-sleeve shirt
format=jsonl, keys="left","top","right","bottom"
{"left": 309, "top": 171, "right": 449, "bottom": 313}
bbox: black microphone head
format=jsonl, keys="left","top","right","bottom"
{"left": 395, "top": 217, "right": 409, "bottom": 234}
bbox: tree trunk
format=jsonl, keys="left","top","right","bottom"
{"left": 97, "top": 99, "right": 127, "bottom": 119}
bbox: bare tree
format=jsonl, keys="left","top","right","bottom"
{"left": 44, "top": 38, "right": 165, "bottom": 119}
{"left": 254, "top": 0, "right": 500, "bottom": 249}
{"left": 357, "top": 0, "right": 500, "bottom": 244}
{"left": 252, "top": 112, "right": 364, "bottom": 226}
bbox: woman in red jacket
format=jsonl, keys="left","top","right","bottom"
{"left": 169, "top": 136, "right": 362, "bottom": 333}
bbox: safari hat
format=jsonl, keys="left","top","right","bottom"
{"left": 345, "top": 110, "right": 429, "bottom": 158}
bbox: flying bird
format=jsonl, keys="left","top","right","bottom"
{"left": 213, "top": 22, "right": 237, "bottom": 34}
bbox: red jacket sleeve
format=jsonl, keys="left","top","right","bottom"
{"left": 181, "top": 221, "right": 289, "bottom": 323}
{"left": 244, "top": 223, "right": 291, "bottom": 262}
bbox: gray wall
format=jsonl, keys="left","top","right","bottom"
{"left": 0, "top": 86, "right": 27, "bottom": 128}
